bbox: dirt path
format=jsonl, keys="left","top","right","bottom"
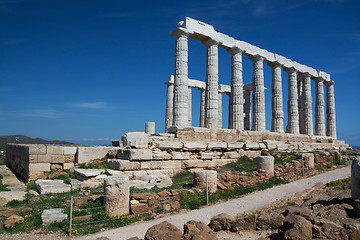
{"left": 77, "top": 165, "right": 351, "bottom": 240}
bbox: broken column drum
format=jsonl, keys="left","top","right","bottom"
{"left": 104, "top": 177, "right": 130, "bottom": 217}
{"left": 193, "top": 170, "right": 217, "bottom": 193}
{"left": 351, "top": 158, "right": 360, "bottom": 200}
{"left": 255, "top": 156, "right": 274, "bottom": 176}
{"left": 145, "top": 122, "right": 155, "bottom": 135}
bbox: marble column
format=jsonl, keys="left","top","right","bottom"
{"left": 302, "top": 73, "right": 313, "bottom": 135}
{"left": 218, "top": 92, "right": 222, "bottom": 128}
{"left": 286, "top": 68, "right": 300, "bottom": 134}
{"left": 250, "top": 56, "right": 266, "bottom": 131}
{"left": 244, "top": 90, "right": 252, "bottom": 130}
{"left": 200, "top": 89, "right": 205, "bottom": 127}
{"left": 171, "top": 30, "right": 189, "bottom": 127}
{"left": 165, "top": 81, "right": 174, "bottom": 132}
{"left": 188, "top": 87, "right": 192, "bottom": 127}
{"left": 325, "top": 81, "right": 337, "bottom": 138}
{"left": 228, "top": 48, "right": 244, "bottom": 130}
{"left": 269, "top": 62, "right": 284, "bottom": 133}
{"left": 297, "top": 75, "right": 305, "bottom": 134}
{"left": 203, "top": 39, "right": 219, "bottom": 129}
{"left": 227, "top": 92, "right": 232, "bottom": 129}
{"left": 315, "top": 78, "right": 326, "bottom": 136}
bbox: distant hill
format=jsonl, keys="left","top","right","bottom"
{"left": 0, "top": 135, "right": 75, "bottom": 152}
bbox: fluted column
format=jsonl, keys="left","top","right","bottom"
{"left": 325, "top": 81, "right": 337, "bottom": 138}
{"left": 171, "top": 30, "right": 189, "bottom": 127}
{"left": 297, "top": 75, "right": 305, "bottom": 133}
{"left": 250, "top": 56, "right": 266, "bottom": 131}
{"left": 188, "top": 87, "right": 192, "bottom": 127}
{"left": 286, "top": 68, "right": 300, "bottom": 134}
{"left": 227, "top": 92, "right": 232, "bottom": 129}
{"left": 302, "top": 73, "right": 313, "bottom": 135}
{"left": 228, "top": 48, "right": 244, "bottom": 130}
{"left": 269, "top": 62, "right": 284, "bottom": 133}
{"left": 165, "top": 81, "right": 174, "bottom": 132}
{"left": 203, "top": 39, "right": 219, "bottom": 129}
{"left": 314, "top": 78, "right": 326, "bottom": 136}
{"left": 200, "top": 89, "right": 205, "bottom": 127}
{"left": 244, "top": 90, "right": 251, "bottom": 130}
{"left": 218, "top": 92, "right": 222, "bottom": 128}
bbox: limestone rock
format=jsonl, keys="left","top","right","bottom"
{"left": 302, "top": 153, "right": 315, "bottom": 169}
{"left": 123, "top": 149, "right": 152, "bottom": 160}
{"left": 4, "top": 215, "right": 24, "bottom": 228}
{"left": 0, "top": 191, "right": 26, "bottom": 206}
{"left": 154, "top": 141, "right": 183, "bottom": 150}
{"left": 255, "top": 156, "right": 274, "bottom": 176}
{"left": 35, "top": 179, "right": 71, "bottom": 194}
{"left": 41, "top": 208, "right": 67, "bottom": 225}
{"left": 183, "top": 142, "right": 207, "bottom": 151}
{"left": 104, "top": 177, "right": 129, "bottom": 217}
{"left": 74, "top": 168, "right": 105, "bottom": 181}
{"left": 122, "top": 132, "right": 149, "bottom": 149}
{"left": 208, "top": 213, "right": 236, "bottom": 232}
{"left": 280, "top": 214, "right": 312, "bottom": 240}
{"left": 130, "top": 204, "right": 150, "bottom": 215}
{"left": 152, "top": 151, "right": 172, "bottom": 160}
{"left": 232, "top": 214, "right": 257, "bottom": 231}
{"left": 183, "top": 220, "right": 217, "bottom": 240}
{"left": 144, "top": 221, "right": 182, "bottom": 240}
{"left": 257, "top": 213, "right": 285, "bottom": 230}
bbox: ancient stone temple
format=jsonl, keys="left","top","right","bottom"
{"left": 166, "top": 17, "right": 337, "bottom": 139}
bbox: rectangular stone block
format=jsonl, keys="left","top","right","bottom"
{"left": 51, "top": 155, "right": 65, "bottom": 163}
{"left": 200, "top": 152, "right": 213, "bottom": 160}
{"left": 123, "top": 149, "right": 152, "bottom": 160}
{"left": 227, "top": 142, "right": 245, "bottom": 150}
{"left": 171, "top": 152, "right": 190, "bottom": 160}
{"left": 207, "top": 142, "right": 227, "bottom": 150}
{"left": 182, "top": 160, "right": 210, "bottom": 169}
{"left": 152, "top": 151, "right": 172, "bottom": 160}
{"left": 77, "top": 147, "right": 121, "bottom": 164}
{"left": 35, "top": 154, "right": 52, "bottom": 163}
{"left": 108, "top": 159, "right": 140, "bottom": 171}
{"left": 183, "top": 142, "right": 207, "bottom": 151}
{"left": 63, "top": 146, "right": 77, "bottom": 155}
{"left": 28, "top": 144, "right": 47, "bottom": 154}
{"left": 63, "top": 163, "right": 74, "bottom": 170}
{"left": 244, "top": 141, "right": 261, "bottom": 150}
{"left": 47, "top": 145, "right": 64, "bottom": 154}
{"left": 145, "top": 169, "right": 174, "bottom": 177}
{"left": 29, "top": 163, "right": 51, "bottom": 172}
{"left": 153, "top": 141, "right": 183, "bottom": 150}
{"left": 64, "top": 155, "right": 75, "bottom": 163}
{"left": 225, "top": 151, "right": 239, "bottom": 159}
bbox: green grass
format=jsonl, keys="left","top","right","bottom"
{"left": 78, "top": 157, "right": 108, "bottom": 169}
{"left": 326, "top": 177, "right": 351, "bottom": 187}
{"left": 219, "top": 156, "right": 256, "bottom": 172}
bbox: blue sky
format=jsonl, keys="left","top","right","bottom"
{"left": 1, "top": 0, "right": 359, "bottom": 145}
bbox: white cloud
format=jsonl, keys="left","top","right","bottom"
{"left": 73, "top": 102, "right": 107, "bottom": 109}
{"left": 8, "top": 109, "right": 63, "bottom": 118}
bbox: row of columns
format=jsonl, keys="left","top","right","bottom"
{"left": 170, "top": 29, "right": 337, "bottom": 138}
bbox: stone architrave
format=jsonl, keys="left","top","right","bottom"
{"left": 165, "top": 80, "right": 174, "bottom": 132}
{"left": 200, "top": 89, "right": 206, "bottom": 127}
{"left": 171, "top": 29, "right": 189, "bottom": 127}
{"left": 104, "top": 177, "right": 130, "bottom": 217}
{"left": 314, "top": 78, "right": 326, "bottom": 136}
{"left": 244, "top": 90, "right": 251, "bottom": 130}
{"left": 325, "top": 81, "right": 336, "bottom": 138}
{"left": 218, "top": 92, "right": 222, "bottom": 128}
{"left": 269, "top": 62, "right": 284, "bottom": 133}
{"left": 250, "top": 55, "right": 266, "bottom": 131}
{"left": 302, "top": 73, "right": 313, "bottom": 135}
{"left": 193, "top": 170, "right": 217, "bottom": 193}
{"left": 286, "top": 68, "right": 299, "bottom": 134}
{"left": 203, "top": 39, "right": 219, "bottom": 129}
{"left": 188, "top": 87, "right": 192, "bottom": 127}
{"left": 228, "top": 48, "right": 244, "bottom": 130}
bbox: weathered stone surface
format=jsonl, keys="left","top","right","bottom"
{"left": 144, "top": 221, "right": 182, "bottom": 240}
{"left": 352, "top": 158, "right": 360, "bottom": 200}
{"left": 46, "top": 145, "right": 64, "bottom": 155}
{"left": 4, "top": 215, "right": 24, "bottom": 228}
{"left": 50, "top": 154, "right": 65, "bottom": 163}
{"left": 255, "top": 156, "right": 274, "bottom": 176}
{"left": 122, "top": 132, "right": 149, "bottom": 149}
{"left": 225, "top": 151, "right": 239, "bottom": 159}
{"left": 209, "top": 213, "right": 236, "bottom": 232}
{"left": 257, "top": 213, "right": 285, "bottom": 230}
{"left": 183, "top": 160, "right": 210, "bottom": 169}
{"left": 153, "top": 141, "right": 183, "bottom": 150}
{"left": 50, "top": 163, "right": 63, "bottom": 171}
{"left": 172, "top": 151, "right": 190, "bottom": 160}
{"left": 200, "top": 152, "right": 213, "bottom": 160}
{"left": 104, "top": 177, "right": 129, "bottom": 217}
{"left": 244, "top": 141, "right": 261, "bottom": 150}
{"left": 74, "top": 168, "right": 105, "bottom": 181}
{"left": 0, "top": 191, "right": 26, "bottom": 206}
{"left": 131, "top": 174, "right": 172, "bottom": 189}
{"left": 207, "top": 142, "right": 227, "bottom": 150}
{"left": 302, "top": 153, "right": 315, "bottom": 169}
{"left": 29, "top": 163, "right": 50, "bottom": 172}
{"left": 232, "top": 214, "right": 257, "bottom": 231}
{"left": 227, "top": 142, "right": 244, "bottom": 150}
{"left": 77, "top": 147, "right": 120, "bottom": 164}
{"left": 35, "top": 179, "right": 71, "bottom": 194}
{"left": 183, "top": 220, "right": 217, "bottom": 240}
{"left": 28, "top": 144, "right": 46, "bottom": 154}
{"left": 152, "top": 151, "right": 172, "bottom": 160}
{"left": 63, "top": 163, "right": 74, "bottom": 170}
{"left": 63, "top": 146, "right": 77, "bottom": 155}
{"left": 280, "top": 214, "right": 312, "bottom": 240}
{"left": 130, "top": 203, "right": 150, "bottom": 215}
{"left": 41, "top": 208, "right": 67, "bottom": 225}
{"left": 123, "top": 149, "right": 152, "bottom": 160}
{"left": 183, "top": 142, "right": 207, "bottom": 151}
{"left": 107, "top": 159, "right": 140, "bottom": 171}
{"left": 193, "top": 170, "right": 217, "bottom": 193}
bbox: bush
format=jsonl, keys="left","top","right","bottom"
{"left": 326, "top": 177, "right": 351, "bottom": 187}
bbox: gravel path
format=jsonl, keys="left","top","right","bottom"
{"left": 78, "top": 165, "right": 351, "bottom": 240}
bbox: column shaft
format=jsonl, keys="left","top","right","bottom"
{"left": 251, "top": 56, "right": 266, "bottom": 131}
{"left": 270, "top": 63, "right": 284, "bottom": 133}
{"left": 298, "top": 75, "right": 305, "bottom": 133}
{"left": 303, "top": 74, "right": 313, "bottom": 135}
{"left": 165, "top": 82, "right": 174, "bottom": 132}
{"left": 200, "top": 89, "right": 205, "bottom": 127}
{"left": 244, "top": 91, "right": 251, "bottom": 130}
{"left": 325, "top": 81, "right": 337, "bottom": 138}
{"left": 172, "top": 31, "right": 189, "bottom": 127}
{"left": 228, "top": 48, "right": 244, "bottom": 130}
{"left": 218, "top": 92, "right": 222, "bottom": 128}
{"left": 286, "top": 69, "right": 300, "bottom": 134}
{"left": 188, "top": 87, "right": 192, "bottom": 127}
{"left": 315, "top": 79, "right": 326, "bottom": 136}
{"left": 204, "top": 39, "right": 219, "bottom": 129}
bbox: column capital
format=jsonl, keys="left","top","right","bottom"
{"left": 267, "top": 61, "right": 282, "bottom": 68}
{"left": 202, "top": 38, "right": 220, "bottom": 47}
{"left": 298, "top": 72, "right": 311, "bottom": 78}
{"left": 324, "top": 80, "right": 334, "bottom": 87}
{"left": 249, "top": 55, "right": 264, "bottom": 61}
{"left": 227, "top": 47, "right": 244, "bottom": 55}
{"left": 284, "top": 67, "right": 297, "bottom": 74}
{"left": 164, "top": 81, "right": 174, "bottom": 86}
{"left": 170, "top": 28, "right": 191, "bottom": 38}
{"left": 312, "top": 77, "right": 324, "bottom": 83}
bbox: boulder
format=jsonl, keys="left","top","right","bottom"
{"left": 144, "top": 221, "right": 182, "bottom": 240}
{"left": 183, "top": 220, "right": 217, "bottom": 240}
{"left": 130, "top": 204, "right": 150, "bottom": 215}
{"left": 41, "top": 208, "right": 67, "bottom": 225}
{"left": 257, "top": 213, "right": 285, "bottom": 230}
{"left": 231, "top": 214, "right": 257, "bottom": 232}
{"left": 208, "top": 213, "right": 236, "bottom": 232}
{"left": 280, "top": 214, "right": 312, "bottom": 240}
{"left": 4, "top": 215, "right": 24, "bottom": 228}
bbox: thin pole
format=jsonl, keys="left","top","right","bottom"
{"left": 69, "top": 195, "right": 73, "bottom": 237}
{"left": 206, "top": 172, "right": 209, "bottom": 205}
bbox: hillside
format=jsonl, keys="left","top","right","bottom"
{"left": 0, "top": 135, "right": 75, "bottom": 152}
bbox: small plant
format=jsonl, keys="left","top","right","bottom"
{"left": 78, "top": 157, "right": 108, "bottom": 169}
{"left": 326, "top": 177, "right": 351, "bottom": 187}
{"left": 220, "top": 156, "right": 256, "bottom": 172}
